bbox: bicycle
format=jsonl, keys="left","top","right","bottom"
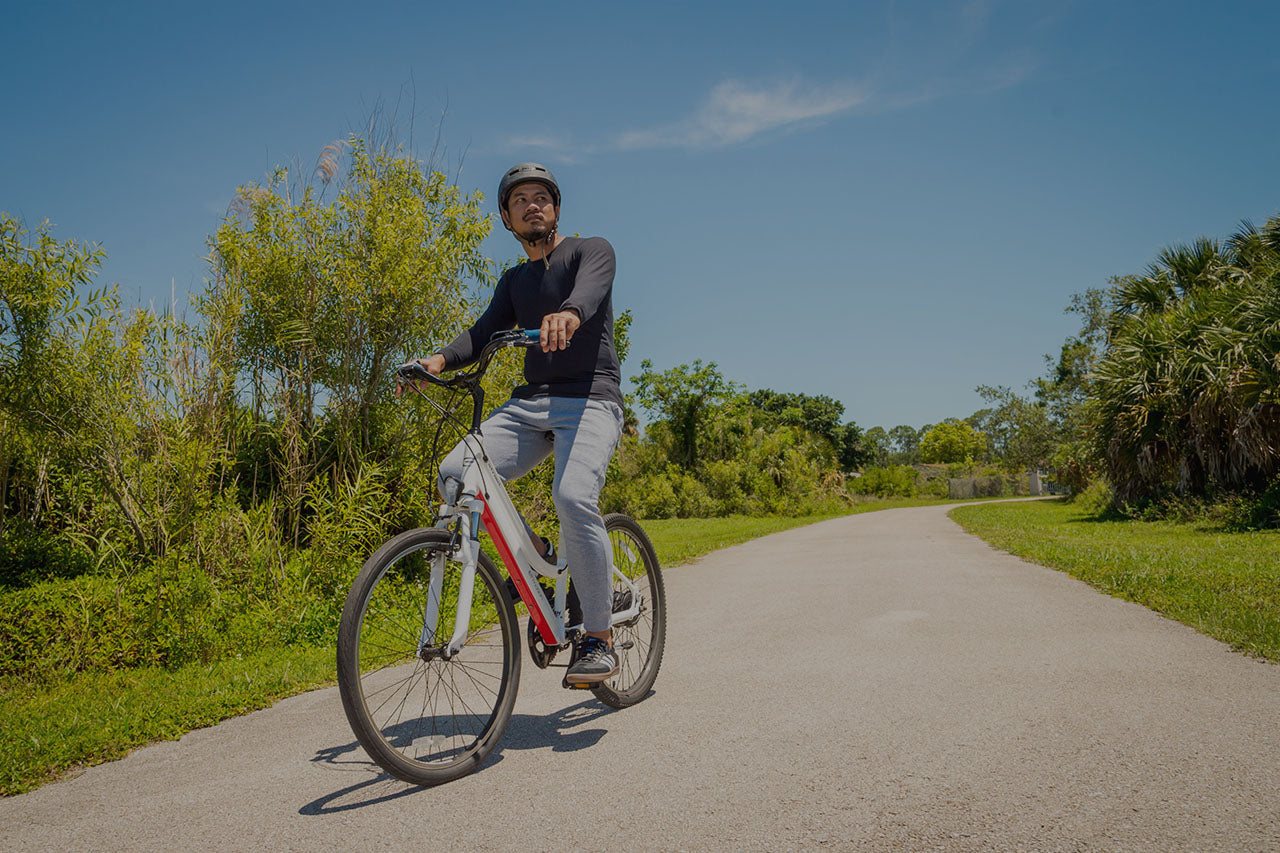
{"left": 336, "top": 329, "right": 666, "bottom": 786}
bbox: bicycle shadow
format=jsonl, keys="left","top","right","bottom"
{"left": 300, "top": 695, "right": 642, "bottom": 815}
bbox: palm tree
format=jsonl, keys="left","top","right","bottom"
{"left": 1091, "top": 215, "right": 1280, "bottom": 502}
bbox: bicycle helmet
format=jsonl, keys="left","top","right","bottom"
{"left": 498, "top": 162, "right": 560, "bottom": 211}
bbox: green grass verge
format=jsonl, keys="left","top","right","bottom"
{"left": 1, "top": 645, "right": 335, "bottom": 796}
{"left": 951, "top": 498, "right": 1280, "bottom": 663}
{"left": 1, "top": 497, "right": 959, "bottom": 797}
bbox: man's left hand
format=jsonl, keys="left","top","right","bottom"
{"left": 540, "top": 310, "right": 580, "bottom": 352}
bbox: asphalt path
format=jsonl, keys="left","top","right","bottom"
{"left": 3, "top": 503, "right": 1278, "bottom": 851}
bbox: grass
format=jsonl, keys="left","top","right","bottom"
{"left": 1, "top": 646, "right": 335, "bottom": 796}
{"left": 0, "top": 496, "right": 965, "bottom": 796}
{"left": 951, "top": 498, "right": 1280, "bottom": 663}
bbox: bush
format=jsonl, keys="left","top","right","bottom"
{"left": 701, "top": 459, "right": 761, "bottom": 516}
{"left": 604, "top": 469, "right": 717, "bottom": 519}
{"left": 1132, "top": 477, "right": 1280, "bottom": 532}
{"left": 0, "top": 529, "right": 359, "bottom": 682}
{"left": 0, "top": 521, "right": 93, "bottom": 589}
{"left": 1051, "top": 439, "right": 1097, "bottom": 495}
{"left": 1236, "top": 476, "right": 1280, "bottom": 530}
{"left": 849, "top": 466, "right": 919, "bottom": 498}
{"left": 1071, "top": 479, "right": 1114, "bottom": 518}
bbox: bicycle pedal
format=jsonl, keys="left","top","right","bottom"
{"left": 615, "top": 641, "right": 634, "bottom": 651}
{"left": 562, "top": 677, "right": 595, "bottom": 690}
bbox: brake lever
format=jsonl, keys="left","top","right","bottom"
{"left": 397, "top": 361, "right": 432, "bottom": 380}
{"left": 395, "top": 361, "right": 460, "bottom": 394}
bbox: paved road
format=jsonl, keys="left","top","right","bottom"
{"left": 3, "top": 503, "right": 1278, "bottom": 851}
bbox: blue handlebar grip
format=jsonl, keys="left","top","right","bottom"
{"left": 522, "top": 329, "right": 541, "bottom": 342}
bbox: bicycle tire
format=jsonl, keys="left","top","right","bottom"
{"left": 592, "top": 513, "right": 666, "bottom": 708}
{"left": 336, "top": 527, "right": 520, "bottom": 786}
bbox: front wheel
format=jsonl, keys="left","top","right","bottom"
{"left": 592, "top": 514, "right": 666, "bottom": 709}
{"left": 336, "top": 528, "right": 520, "bottom": 786}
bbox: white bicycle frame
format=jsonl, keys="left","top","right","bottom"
{"left": 428, "top": 430, "right": 642, "bottom": 657}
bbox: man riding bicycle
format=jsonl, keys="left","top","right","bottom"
{"left": 403, "top": 162, "right": 625, "bottom": 684}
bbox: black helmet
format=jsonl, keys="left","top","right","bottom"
{"left": 498, "top": 162, "right": 560, "bottom": 211}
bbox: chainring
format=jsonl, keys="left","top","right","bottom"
{"left": 527, "top": 618, "right": 558, "bottom": 668}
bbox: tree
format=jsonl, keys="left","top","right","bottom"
{"left": 887, "top": 424, "right": 921, "bottom": 463}
{"left": 632, "top": 359, "right": 738, "bottom": 469}
{"left": 1088, "top": 217, "right": 1280, "bottom": 501}
{"left": 205, "top": 137, "right": 492, "bottom": 533}
{"left": 747, "top": 388, "right": 869, "bottom": 470}
{"left": 748, "top": 389, "right": 843, "bottom": 438}
{"left": 832, "top": 421, "right": 872, "bottom": 471}
{"left": 920, "top": 420, "right": 986, "bottom": 463}
{"left": 0, "top": 214, "right": 147, "bottom": 545}
{"left": 972, "top": 385, "right": 1057, "bottom": 471}
{"left": 0, "top": 214, "right": 227, "bottom": 559}
{"left": 862, "top": 426, "right": 890, "bottom": 467}
{"left": 1036, "top": 288, "right": 1108, "bottom": 423}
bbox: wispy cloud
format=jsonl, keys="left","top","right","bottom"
{"left": 615, "top": 78, "right": 869, "bottom": 151}
{"left": 501, "top": 133, "right": 588, "bottom": 165}
{"left": 512, "top": 134, "right": 568, "bottom": 151}
{"left": 501, "top": 1, "right": 1046, "bottom": 160}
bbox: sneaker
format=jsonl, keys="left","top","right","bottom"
{"left": 565, "top": 636, "right": 619, "bottom": 683}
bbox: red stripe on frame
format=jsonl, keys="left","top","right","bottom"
{"left": 479, "top": 498, "right": 558, "bottom": 644}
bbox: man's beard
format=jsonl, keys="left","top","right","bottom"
{"left": 516, "top": 216, "right": 555, "bottom": 244}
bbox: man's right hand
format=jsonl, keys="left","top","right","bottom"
{"left": 396, "top": 353, "right": 446, "bottom": 397}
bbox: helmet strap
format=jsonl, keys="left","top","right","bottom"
{"left": 540, "top": 225, "right": 557, "bottom": 270}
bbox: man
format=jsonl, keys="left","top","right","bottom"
{"left": 406, "top": 162, "right": 625, "bottom": 683}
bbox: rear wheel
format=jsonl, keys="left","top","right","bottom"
{"left": 592, "top": 514, "right": 666, "bottom": 709}
{"left": 336, "top": 528, "right": 520, "bottom": 786}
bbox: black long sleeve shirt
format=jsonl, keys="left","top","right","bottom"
{"left": 439, "top": 236, "right": 623, "bottom": 407}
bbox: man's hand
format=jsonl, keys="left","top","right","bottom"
{"left": 395, "top": 353, "right": 445, "bottom": 398}
{"left": 540, "top": 310, "right": 581, "bottom": 352}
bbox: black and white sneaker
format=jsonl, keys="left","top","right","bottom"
{"left": 565, "top": 636, "right": 619, "bottom": 684}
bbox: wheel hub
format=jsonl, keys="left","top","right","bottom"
{"left": 418, "top": 644, "right": 450, "bottom": 662}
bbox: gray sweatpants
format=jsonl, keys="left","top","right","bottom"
{"left": 437, "top": 396, "right": 624, "bottom": 633}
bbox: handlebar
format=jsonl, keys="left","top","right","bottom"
{"left": 396, "top": 328, "right": 542, "bottom": 392}
{"left": 396, "top": 329, "right": 545, "bottom": 431}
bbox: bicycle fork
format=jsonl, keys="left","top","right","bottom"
{"left": 418, "top": 505, "right": 481, "bottom": 660}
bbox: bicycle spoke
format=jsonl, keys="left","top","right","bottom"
{"left": 361, "top": 666, "right": 426, "bottom": 705}
{"left": 372, "top": 662, "right": 429, "bottom": 728}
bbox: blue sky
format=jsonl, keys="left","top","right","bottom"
{"left": 4, "top": 0, "right": 1279, "bottom": 429}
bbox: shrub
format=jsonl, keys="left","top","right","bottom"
{"left": 1121, "top": 477, "right": 1280, "bottom": 531}
{"left": 0, "top": 521, "right": 93, "bottom": 590}
{"left": 849, "top": 466, "right": 919, "bottom": 498}
{"left": 1240, "top": 476, "right": 1280, "bottom": 530}
{"left": 0, "top": 529, "right": 361, "bottom": 682}
{"left": 1072, "top": 479, "right": 1114, "bottom": 518}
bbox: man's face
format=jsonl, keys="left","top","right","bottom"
{"left": 504, "top": 181, "right": 558, "bottom": 241}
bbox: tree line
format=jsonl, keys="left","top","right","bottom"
{"left": 8, "top": 131, "right": 1269, "bottom": 686}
